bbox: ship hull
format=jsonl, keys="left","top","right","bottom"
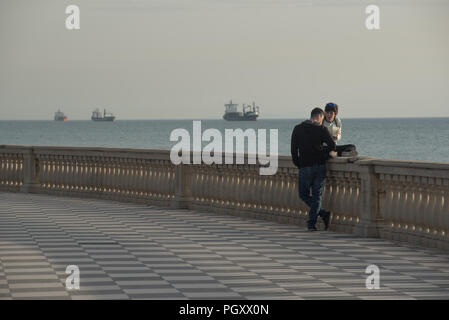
{"left": 223, "top": 114, "right": 258, "bottom": 121}
{"left": 92, "top": 117, "right": 115, "bottom": 122}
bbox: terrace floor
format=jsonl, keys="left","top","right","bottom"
{"left": 1, "top": 192, "right": 449, "bottom": 300}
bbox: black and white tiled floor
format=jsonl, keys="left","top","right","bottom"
{"left": 1, "top": 192, "right": 449, "bottom": 300}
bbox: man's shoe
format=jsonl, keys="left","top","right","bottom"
{"left": 307, "top": 226, "right": 318, "bottom": 232}
{"left": 321, "top": 211, "right": 331, "bottom": 231}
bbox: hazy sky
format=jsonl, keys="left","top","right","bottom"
{"left": 1, "top": 0, "right": 448, "bottom": 120}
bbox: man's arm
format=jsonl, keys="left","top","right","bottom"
{"left": 290, "top": 127, "right": 300, "bottom": 167}
{"left": 322, "top": 126, "right": 336, "bottom": 152}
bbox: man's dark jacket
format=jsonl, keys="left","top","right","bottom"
{"left": 291, "top": 120, "right": 336, "bottom": 169}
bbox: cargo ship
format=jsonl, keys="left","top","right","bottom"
{"left": 223, "top": 100, "right": 259, "bottom": 121}
{"left": 54, "top": 110, "right": 68, "bottom": 121}
{"left": 91, "top": 108, "right": 115, "bottom": 122}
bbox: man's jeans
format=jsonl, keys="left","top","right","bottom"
{"left": 298, "top": 164, "right": 327, "bottom": 229}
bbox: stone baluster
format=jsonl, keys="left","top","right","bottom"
{"left": 114, "top": 159, "right": 122, "bottom": 195}
{"left": 67, "top": 156, "right": 75, "bottom": 192}
{"left": 343, "top": 176, "right": 352, "bottom": 222}
{"left": 10, "top": 156, "right": 17, "bottom": 185}
{"left": 251, "top": 171, "right": 260, "bottom": 210}
{"left": 211, "top": 168, "right": 220, "bottom": 205}
{"left": 119, "top": 159, "right": 127, "bottom": 195}
{"left": 228, "top": 170, "right": 236, "bottom": 209}
{"left": 51, "top": 156, "right": 58, "bottom": 191}
{"left": 163, "top": 162, "right": 171, "bottom": 199}
{"left": 7, "top": 156, "right": 13, "bottom": 185}
{"left": 135, "top": 159, "right": 143, "bottom": 197}
{"left": 106, "top": 159, "right": 114, "bottom": 194}
{"left": 268, "top": 174, "right": 277, "bottom": 214}
{"left": 400, "top": 182, "right": 412, "bottom": 231}
{"left": 206, "top": 167, "right": 215, "bottom": 205}
{"left": 58, "top": 156, "right": 66, "bottom": 191}
{"left": 436, "top": 186, "right": 445, "bottom": 233}
{"left": 189, "top": 166, "right": 198, "bottom": 202}
{"left": 130, "top": 158, "right": 137, "bottom": 196}
{"left": 328, "top": 175, "right": 339, "bottom": 220}
{"left": 228, "top": 168, "right": 236, "bottom": 208}
{"left": 65, "top": 156, "right": 73, "bottom": 192}
{"left": 38, "top": 155, "right": 47, "bottom": 189}
{"left": 11, "top": 155, "right": 17, "bottom": 186}
{"left": 161, "top": 162, "right": 170, "bottom": 200}
{"left": 120, "top": 158, "right": 129, "bottom": 195}
{"left": 220, "top": 165, "right": 228, "bottom": 208}
{"left": 104, "top": 159, "right": 112, "bottom": 194}
{"left": 156, "top": 163, "right": 164, "bottom": 199}
{"left": 73, "top": 157, "right": 80, "bottom": 191}
{"left": 243, "top": 167, "right": 252, "bottom": 209}
{"left": 128, "top": 158, "right": 137, "bottom": 197}
{"left": 441, "top": 185, "right": 449, "bottom": 242}
{"left": 214, "top": 168, "right": 223, "bottom": 206}
{"left": 60, "top": 156, "right": 67, "bottom": 192}
{"left": 222, "top": 169, "right": 230, "bottom": 207}
{"left": 410, "top": 183, "right": 420, "bottom": 234}
{"left": 145, "top": 160, "right": 153, "bottom": 197}
{"left": 83, "top": 158, "right": 90, "bottom": 191}
{"left": 433, "top": 188, "right": 443, "bottom": 240}
{"left": 124, "top": 158, "right": 133, "bottom": 196}
{"left": 0, "top": 155, "right": 4, "bottom": 185}
{"left": 78, "top": 157, "right": 84, "bottom": 191}
{"left": 94, "top": 157, "right": 102, "bottom": 194}
{"left": 426, "top": 181, "right": 438, "bottom": 235}
{"left": 247, "top": 172, "right": 257, "bottom": 210}
{"left": 285, "top": 172, "right": 296, "bottom": 214}
{"left": 334, "top": 176, "right": 345, "bottom": 217}
{"left": 272, "top": 174, "right": 283, "bottom": 214}
{"left": 418, "top": 185, "right": 430, "bottom": 234}
{"left": 251, "top": 168, "right": 259, "bottom": 210}
{"left": 136, "top": 159, "right": 144, "bottom": 197}
{"left": 148, "top": 163, "right": 156, "bottom": 197}
{"left": 381, "top": 175, "right": 393, "bottom": 232}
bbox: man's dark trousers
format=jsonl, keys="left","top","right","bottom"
{"left": 298, "top": 164, "right": 327, "bottom": 229}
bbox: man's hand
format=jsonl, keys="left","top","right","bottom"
{"left": 329, "top": 151, "right": 337, "bottom": 158}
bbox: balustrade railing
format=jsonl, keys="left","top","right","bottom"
{"left": 1, "top": 145, "right": 448, "bottom": 250}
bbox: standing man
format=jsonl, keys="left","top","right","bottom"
{"left": 291, "top": 108, "right": 337, "bottom": 231}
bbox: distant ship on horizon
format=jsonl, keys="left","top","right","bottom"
{"left": 54, "top": 109, "right": 68, "bottom": 121}
{"left": 223, "top": 100, "right": 259, "bottom": 121}
{"left": 91, "top": 108, "right": 115, "bottom": 122}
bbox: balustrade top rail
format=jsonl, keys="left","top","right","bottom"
{"left": 1, "top": 144, "right": 449, "bottom": 250}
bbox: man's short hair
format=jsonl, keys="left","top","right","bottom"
{"left": 311, "top": 107, "right": 324, "bottom": 118}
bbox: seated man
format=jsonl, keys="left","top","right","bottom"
{"left": 323, "top": 102, "right": 357, "bottom": 157}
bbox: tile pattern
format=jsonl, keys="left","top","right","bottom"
{"left": 0, "top": 192, "right": 449, "bottom": 300}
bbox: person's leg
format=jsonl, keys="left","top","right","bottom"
{"left": 336, "top": 144, "right": 357, "bottom": 156}
{"left": 308, "top": 164, "right": 327, "bottom": 229}
{"left": 298, "top": 167, "right": 313, "bottom": 209}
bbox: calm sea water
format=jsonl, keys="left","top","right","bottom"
{"left": 0, "top": 118, "right": 448, "bottom": 163}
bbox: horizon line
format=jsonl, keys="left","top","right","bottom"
{"left": 1, "top": 116, "right": 449, "bottom": 121}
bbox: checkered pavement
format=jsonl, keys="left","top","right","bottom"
{"left": 1, "top": 192, "right": 449, "bottom": 300}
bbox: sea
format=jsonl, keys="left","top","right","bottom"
{"left": 0, "top": 118, "right": 448, "bottom": 163}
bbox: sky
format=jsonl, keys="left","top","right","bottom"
{"left": 1, "top": 0, "right": 448, "bottom": 120}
